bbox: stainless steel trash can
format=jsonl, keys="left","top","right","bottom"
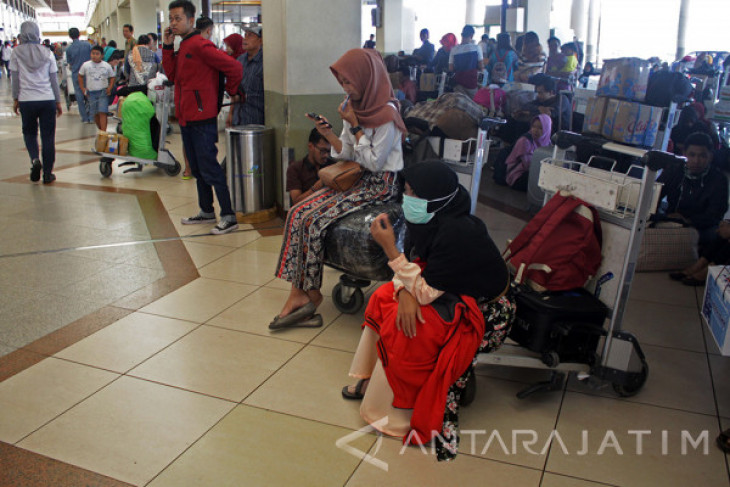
{"left": 226, "top": 125, "right": 276, "bottom": 213}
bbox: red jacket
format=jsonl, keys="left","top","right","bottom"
{"left": 162, "top": 32, "right": 242, "bottom": 126}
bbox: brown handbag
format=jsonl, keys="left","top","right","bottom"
{"left": 318, "top": 160, "right": 363, "bottom": 192}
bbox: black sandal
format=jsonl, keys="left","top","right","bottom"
{"left": 717, "top": 430, "right": 730, "bottom": 453}
{"left": 341, "top": 378, "right": 369, "bottom": 400}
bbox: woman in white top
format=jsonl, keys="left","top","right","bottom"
{"left": 10, "top": 21, "right": 62, "bottom": 184}
{"left": 272, "top": 48, "right": 405, "bottom": 329}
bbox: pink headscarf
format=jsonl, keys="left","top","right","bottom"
{"left": 505, "top": 114, "right": 552, "bottom": 186}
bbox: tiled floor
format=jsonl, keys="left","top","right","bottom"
{"left": 0, "top": 76, "right": 729, "bottom": 487}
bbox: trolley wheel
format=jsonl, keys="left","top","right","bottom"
{"left": 612, "top": 361, "right": 649, "bottom": 397}
{"left": 333, "top": 283, "right": 364, "bottom": 314}
{"left": 541, "top": 351, "right": 560, "bottom": 368}
{"left": 99, "top": 159, "right": 113, "bottom": 177}
{"left": 164, "top": 159, "right": 181, "bottom": 176}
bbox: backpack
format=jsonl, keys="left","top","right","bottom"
{"left": 491, "top": 50, "right": 508, "bottom": 83}
{"left": 504, "top": 193, "right": 602, "bottom": 292}
{"left": 645, "top": 71, "right": 693, "bottom": 107}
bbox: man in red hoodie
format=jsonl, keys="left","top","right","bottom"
{"left": 162, "top": 0, "right": 243, "bottom": 235}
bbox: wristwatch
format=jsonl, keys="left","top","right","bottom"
{"left": 349, "top": 125, "right": 363, "bottom": 135}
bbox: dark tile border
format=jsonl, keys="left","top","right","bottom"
{"left": 0, "top": 180, "right": 199, "bottom": 384}
{"left": 0, "top": 441, "right": 135, "bottom": 487}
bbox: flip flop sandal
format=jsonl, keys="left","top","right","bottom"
{"left": 341, "top": 378, "right": 369, "bottom": 400}
{"left": 268, "top": 302, "right": 316, "bottom": 330}
{"left": 717, "top": 430, "right": 730, "bottom": 453}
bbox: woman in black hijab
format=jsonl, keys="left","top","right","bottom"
{"left": 342, "top": 161, "right": 514, "bottom": 460}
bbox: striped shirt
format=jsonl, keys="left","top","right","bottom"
{"left": 235, "top": 49, "right": 264, "bottom": 125}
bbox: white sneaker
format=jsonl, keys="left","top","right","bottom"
{"left": 181, "top": 212, "right": 217, "bottom": 225}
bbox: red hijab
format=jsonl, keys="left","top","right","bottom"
{"left": 330, "top": 48, "right": 406, "bottom": 134}
{"left": 440, "top": 33, "right": 457, "bottom": 52}
{"left": 223, "top": 34, "right": 244, "bottom": 59}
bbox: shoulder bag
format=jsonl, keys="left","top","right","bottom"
{"left": 319, "top": 160, "right": 363, "bottom": 192}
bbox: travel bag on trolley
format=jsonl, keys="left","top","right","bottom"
{"left": 475, "top": 131, "right": 685, "bottom": 400}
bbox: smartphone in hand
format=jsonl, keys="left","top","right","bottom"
{"left": 306, "top": 112, "right": 332, "bottom": 128}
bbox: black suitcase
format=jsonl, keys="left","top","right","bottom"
{"left": 509, "top": 285, "right": 609, "bottom": 365}
{"left": 323, "top": 202, "right": 406, "bottom": 281}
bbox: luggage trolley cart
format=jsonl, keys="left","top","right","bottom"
{"left": 476, "top": 131, "right": 685, "bottom": 398}
{"left": 325, "top": 117, "right": 505, "bottom": 313}
{"left": 95, "top": 80, "right": 181, "bottom": 178}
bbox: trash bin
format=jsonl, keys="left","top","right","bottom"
{"left": 226, "top": 125, "right": 276, "bottom": 213}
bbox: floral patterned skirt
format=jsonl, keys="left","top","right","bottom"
{"left": 436, "top": 293, "right": 516, "bottom": 461}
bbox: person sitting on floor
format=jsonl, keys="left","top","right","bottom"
{"left": 503, "top": 114, "right": 551, "bottom": 191}
{"left": 656, "top": 132, "right": 729, "bottom": 250}
{"left": 285, "top": 128, "right": 333, "bottom": 205}
{"left": 670, "top": 219, "right": 730, "bottom": 286}
{"left": 342, "top": 161, "right": 514, "bottom": 461}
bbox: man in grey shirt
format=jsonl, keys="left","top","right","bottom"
{"left": 65, "top": 27, "right": 92, "bottom": 123}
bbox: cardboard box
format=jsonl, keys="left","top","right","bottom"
{"left": 596, "top": 58, "right": 651, "bottom": 102}
{"left": 601, "top": 98, "right": 622, "bottom": 139}
{"left": 610, "top": 100, "right": 641, "bottom": 144}
{"left": 582, "top": 96, "right": 609, "bottom": 133}
{"left": 631, "top": 104, "right": 663, "bottom": 147}
{"left": 702, "top": 266, "right": 730, "bottom": 355}
{"left": 420, "top": 73, "right": 436, "bottom": 91}
{"left": 97, "top": 133, "right": 129, "bottom": 156}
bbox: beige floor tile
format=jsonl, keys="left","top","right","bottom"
{"left": 0, "top": 358, "right": 118, "bottom": 444}
{"left": 630, "top": 272, "right": 698, "bottom": 308}
{"left": 55, "top": 312, "right": 199, "bottom": 373}
{"left": 207, "top": 286, "right": 341, "bottom": 343}
{"left": 310, "top": 310, "right": 367, "bottom": 353}
{"left": 243, "top": 234, "right": 284, "bottom": 254}
{"left": 459, "top": 376, "right": 563, "bottom": 469}
{"left": 198, "top": 248, "right": 279, "bottom": 286}
{"left": 346, "top": 436, "right": 542, "bottom": 486}
{"left": 148, "top": 405, "right": 374, "bottom": 487}
{"left": 709, "top": 354, "right": 730, "bottom": 417}
{"left": 568, "top": 343, "right": 715, "bottom": 415}
{"left": 182, "top": 240, "right": 237, "bottom": 268}
{"left": 156, "top": 193, "right": 195, "bottom": 211}
{"left": 623, "top": 298, "right": 705, "bottom": 353}
{"left": 18, "top": 376, "right": 234, "bottom": 486}
{"left": 546, "top": 392, "right": 727, "bottom": 487}
{"left": 244, "top": 345, "right": 364, "bottom": 430}
{"left": 129, "top": 325, "right": 303, "bottom": 401}
{"left": 139, "top": 277, "right": 257, "bottom": 323}
{"left": 541, "top": 473, "right": 620, "bottom": 487}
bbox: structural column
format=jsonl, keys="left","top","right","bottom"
{"left": 585, "top": 0, "right": 599, "bottom": 64}
{"left": 130, "top": 0, "right": 158, "bottom": 39}
{"left": 376, "top": 0, "right": 403, "bottom": 54}
{"left": 675, "top": 0, "right": 689, "bottom": 61}
{"left": 261, "top": 0, "right": 361, "bottom": 207}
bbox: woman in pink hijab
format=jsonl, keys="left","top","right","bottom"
{"left": 505, "top": 113, "right": 551, "bottom": 191}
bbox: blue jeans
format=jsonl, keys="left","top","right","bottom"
{"left": 71, "top": 72, "right": 90, "bottom": 122}
{"left": 180, "top": 122, "right": 234, "bottom": 217}
{"left": 87, "top": 89, "right": 109, "bottom": 118}
{"left": 19, "top": 100, "right": 57, "bottom": 177}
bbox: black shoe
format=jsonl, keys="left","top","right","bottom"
{"left": 181, "top": 212, "right": 216, "bottom": 225}
{"left": 669, "top": 271, "right": 687, "bottom": 281}
{"left": 30, "top": 159, "right": 41, "bottom": 182}
{"left": 42, "top": 174, "right": 56, "bottom": 184}
{"left": 210, "top": 219, "right": 239, "bottom": 235}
